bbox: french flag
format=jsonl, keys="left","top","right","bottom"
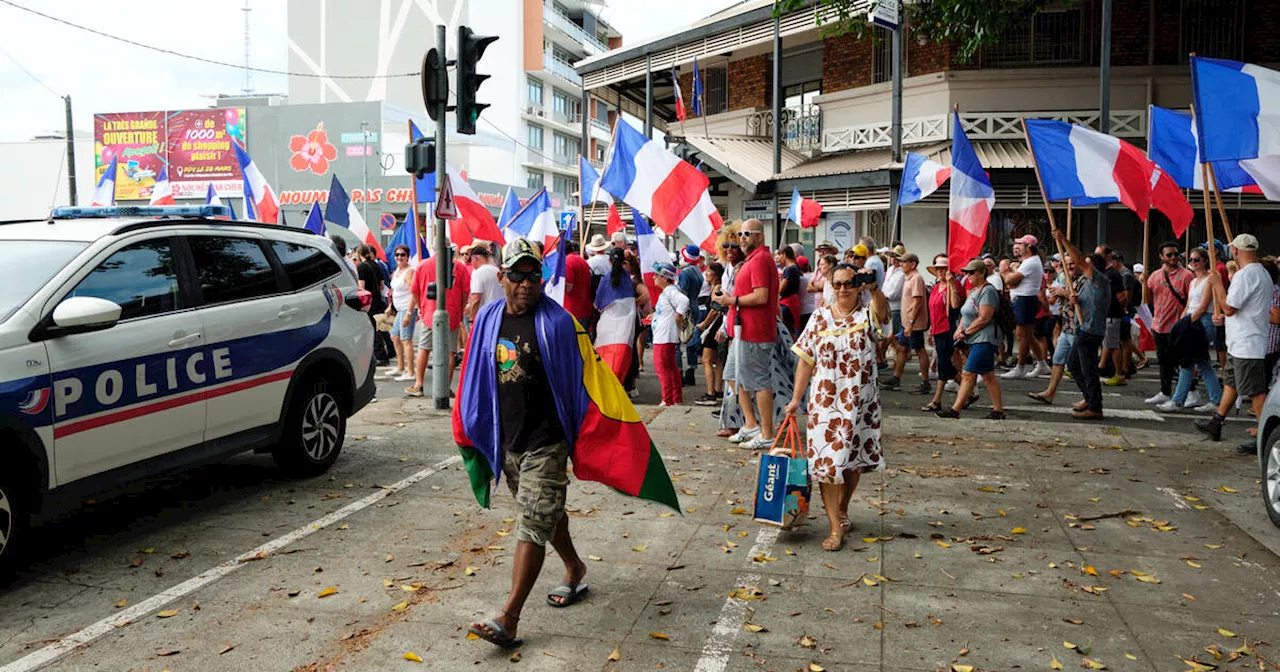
{"left": 579, "top": 156, "right": 611, "bottom": 205}
{"left": 607, "top": 201, "right": 624, "bottom": 237}
{"left": 234, "top": 142, "right": 279, "bottom": 224}
{"left": 543, "top": 228, "right": 569, "bottom": 307}
{"left": 91, "top": 157, "right": 117, "bottom": 206}
{"left": 786, "top": 187, "right": 823, "bottom": 228}
{"left": 634, "top": 212, "right": 668, "bottom": 309}
{"left": 326, "top": 175, "right": 384, "bottom": 261}
{"left": 445, "top": 163, "right": 505, "bottom": 247}
{"left": 1150, "top": 167, "right": 1194, "bottom": 239}
{"left": 593, "top": 259, "right": 636, "bottom": 382}
{"left": 1190, "top": 56, "right": 1280, "bottom": 199}
{"left": 505, "top": 187, "right": 557, "bottom": 249}
{"left": 672, "top": 64, "right": 687, "bottom": 123}
{"left": 148, "top": 167, "right": 175, "bottom": 206}
{"left": 947, "top": 115, "right": 995, "bottom": 273}
{"left": 409, "top": 120, "right": 436, "bottom": 203}
{"left": 898, "top": 152, "right": 952, "bottom": 206}
{"left": 496, "top": 186, "right": 521, "bottom": 230}
{"left": 204, "top": 183, "right": 234, "bottom": 220}
{"left": 1024, "top": 119, "right": 1153, "bottom": 220}
{"left": 1148, "top": 106, "right": 1263, "bottom": 194}
{"left": 303, "top": 201, "right": 325, "bottom": 235}
{"left": 599, "top": 120, "right": 722, "bottom": 252}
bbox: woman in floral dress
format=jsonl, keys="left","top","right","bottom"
{"left": 785, "top": 263, "right": 889, "bottom": 551}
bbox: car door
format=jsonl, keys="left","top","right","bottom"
{"left": 43, "top": 235, "right": 206, "bottom": 484}
{"left": 187, "top": 234, "right": 332, "bottom": 442}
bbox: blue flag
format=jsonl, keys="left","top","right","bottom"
{"left": 496, "top": 186, "right": 521, "bottom": 230}
{"left": 303, "top": 201, "right": 326, "bottom": 235}
{"left": 579, "top": 156, "right": 601, "bottom": 204}
{"left": 410, "top": 120, "right": 436, "bottom": 203}
{"left": 691, "top": 58, "right": 703, "bottom": 117}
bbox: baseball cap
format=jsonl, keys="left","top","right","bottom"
{"left": 1230, "top": 233, "right": 1259, "bottom": 251}
{"left": 1015, "top": 234, "right": 1038, "bottom": 246}
{"left": 961, "top": 259, "right": 987, "bottom": 273}
{"left": 900, "top": 252, "right": 919, "bottom": 264}
{"left": 1133, "top": 262, "right": 1145, "bottom": 274}
{"left": 852, "top": 244, "right": 870, "bottom": 258}
{"left": 653, "top": 261, "right": 678, "bottom": 280}
{"left": 1050, "top": 253, "right": 1062, "bottom": 262}
{"left": 502, "top": 237, "right": 542, "bottom": 269}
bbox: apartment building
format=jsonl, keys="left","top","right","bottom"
{"left": 576, "top": 0, "right": 1280, "bottom": 259}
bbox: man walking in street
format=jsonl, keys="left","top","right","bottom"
{"left": 1054, "top": 229, "right": 1111, "bottom": 420}
{"left": 405, "top": 249, "right": 466, "bottom": 397}
{"left": 886, "top": 253, "right": 931, "bottom": 393}
{"left": 713, "top": 218, "right": 778, "bottom": 451}
{"left": 1001, "top": 234, "right": 1050, "bottom": 379}
{"left": 468, "top": 242, "right": 504, "bottom": 319}
{"left": 1195, "top": 234, "right": 1272, "bottom": 452}
{"left": 678, "top": 245, "right": 705, "bottom": 387}
{"left": 1145, "top": 241, "right": 1193, "bottom": 405}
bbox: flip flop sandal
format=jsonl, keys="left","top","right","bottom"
{"left": 961, "top": 393, "right": 979, "bottom": 410}
{"left": 822, "top": 533, "right": 844, "bottom": 551}
{"left": 920, "top": 401, "right": 942, "bottom": 412}
{"left": 546, "top": 583, "right": 589, "bottom": 608}
{"left": 839, "top": 517, "right": 853, "bottom": 533}
{"left": 468, "top": 618, "right": 524, "bottom": 648}
{"left": 1027, "top": 392, "right": 1053, "bottom": 405}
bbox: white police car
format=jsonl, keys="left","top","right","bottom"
{"left": 0, "top": 205, "right": 376, "bottom": 571}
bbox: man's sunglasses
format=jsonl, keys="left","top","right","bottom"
{"left": 736, "top": 230, "right": 760, "bottom": 238}
{"left": 505, "top": 269, "right": 542, "bottom": 284}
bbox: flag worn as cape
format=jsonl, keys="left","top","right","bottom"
{"left": 452, "top": 297, "right": 680, "bottom": 512}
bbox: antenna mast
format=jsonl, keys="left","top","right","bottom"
{"left": 241, "top": 0, "right": 253, "bottom": 94}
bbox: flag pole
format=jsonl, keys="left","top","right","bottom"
{"left": 1021, "top": 117, "right": 1080, "bottom": 319}
{"left": 1207, "top": 167, "right": 1235, "bottom": 242}
{"left": 1200, "top": 161, "right": 1222, "bottom": 318}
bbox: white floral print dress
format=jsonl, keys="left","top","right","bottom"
{"left": 790, "top": 305, "right": 885, "bottom": 484}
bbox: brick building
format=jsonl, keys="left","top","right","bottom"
{"left": 576, "top": 0, "right": 1280, "bottom": 263}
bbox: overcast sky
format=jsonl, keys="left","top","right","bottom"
{"left": 0, "top": 0, "right": 741, "bottom": 143}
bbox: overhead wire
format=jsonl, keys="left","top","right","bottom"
{"left": 0, "top": 41, "right": 62, "bottom": 97}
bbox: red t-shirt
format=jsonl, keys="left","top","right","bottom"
{"left": 729, "top": 246, "right": 780, "bottom": 342}
{"left": 412, "top": 259, "right": 465, "bottom": 330}
{"left": 928, "top": 281, "right": 966, "bottom": 335}
{"left": 563, "top": 253, "right": 593, "bottom": 321}
{"left": 1034, "top": 274, "right": 1052, "bottom": 320}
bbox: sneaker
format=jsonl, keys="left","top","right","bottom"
{"left": 394, "top": 372, "right": 416, "bottom": 382}
{"left": 728, "top": 427, "right": 760, "bottom": 444}
{"left": 1144, "top": 392, "right": 1170, "bottom": 405}
{"left": 1194, "top": 417, "right": 1223, "bottom": 441}
{"left": 1102, "top": 375, "right": 1127, "bottom": 386}
{"left": 694, "top": 393, "right": 719, "bottom": 406}
{"left": 744, "top": 435, "right": 775, "bottom": 451}
{"left": 404, "top": 386, "right": 424, "bottom": 397}
{"left": 628, "top": 389, "right": 640, "bottom": 399}
{"left": 1156, "top": 400, "right": 1180, "bottom": 413}
{"left": 944, "top": 380, "right": 959, "bottom": 393}
{"left": 984, "top": 410, "right": 1006, "bottom": 420}
{"left": 911, "top": 381, "right": 932, "bottom": 395}
{"left": 711, "top": 409, "right": 722, "bottom": 418}
{"left": 1237, "top": 441, "right": 1259, "bottom": 455}
{"left": 1001, "top": 365, "right": 1029, "bottom": 380}
{"left": 935, "top": 408, "right": 960, "bottom": 419}
{"left": 1193, "top": 402, "right": 1218, "bottom": 413}
{"left": 1030, "top": 361, "right": 1052, "bottom": 378}
{"left": 657, "top": 402, "right": 672, "bottom": 408}
{"left": 883, "top": 376, "right": 902, "bottom": 390}
{"left": 1184, "top": 391, "right": 1204, "bottom": 408}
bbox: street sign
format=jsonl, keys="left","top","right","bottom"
{"left": 435, "top": 174, "right": 459, "bottom": 219}
{"left": 868, "top": 0, "right": 899, "bottom": 29}
{"left": 379, "top": 213, "right": 396, "bottom": 230}
{"left": 560, "top": 211, "right": 576, "bottom": 231}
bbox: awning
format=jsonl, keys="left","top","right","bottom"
{"left": 773, "top": 139, "right": 1035, "bottom": 181}
{"left": 674, "top": 134, "right": 808, "bottom": 193}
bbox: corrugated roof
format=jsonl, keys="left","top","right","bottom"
{"left": 678, "top": 134, "right": 808, "bottom": 188}
{"left": 773, "top": 140, "right": 1035, "bottom": 181}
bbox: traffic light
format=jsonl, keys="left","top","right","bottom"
{"left": 404, "top": 136, "right": 435, "bottom": 178}
{"left": 420, "top": 48, "right": 447, "bottom": 121}
{"left": 456, "top": 26, "right": 498, "bottom": 135}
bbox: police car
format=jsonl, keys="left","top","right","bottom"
{"left": 0, "top": 205, "right": 376, "bottom": 571}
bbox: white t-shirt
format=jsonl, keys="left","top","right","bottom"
{"left": 1186, "top": 275, "right": 1215, "bottom": 316}
{"left": 470, "top": 264, "right": 504, "bottom": 308}
{"left": 987, "top": 272, "right": 1005, "bottom": 292}
{"left": 798, "top": 272, "right": 815, "bottom": 315}
{"left": 588, "top": 253, "right": 611, "bottom": 276}
{"left": 652, "top": 284, "right": 690, "bottom": 345}
{"left": 882, "top": 265, "right": 905, "bottom": 311}
{"left": 1010, "top": 255, "right": 1043, "bottom": 298}
{"left": 1225, "top": 262, "right": 1271, "bottom": 359}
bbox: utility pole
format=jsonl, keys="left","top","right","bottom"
{"left": 64, "top": 95, "right": 77, "bottom": 206}
{"left": 431, "top": 24, "right": 450, "bottom": 410}
{"left": 1097, "top": 0, "right": 1112, "bottom": 245}
{"left": 889, "top": 2, "right": 904, "bottom": 242}
{"left": 772, "top": 15, "right": 782, "bottom": 247}
{"left": 645, "top": 54, "right": 653, "bottom": 136}
{"left": 360, "top": 121, "right": 371, "bottom": 225}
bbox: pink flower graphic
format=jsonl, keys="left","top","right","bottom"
{"left": 289, "top": 123, "right": 338, "bottom": 175}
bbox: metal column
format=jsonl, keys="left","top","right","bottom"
{"left": 771, "top": 16, "right": 782, "bottom": 245}
{"left": 64, "top": 95, "right": 78, "bottom": 205}
{"left": 431, "top": 24, "right": 450, "bottom": 409}
{"left": 889, "top": 6, "right": 904, "bottom": 242}
{"left": 645, "top": 55, "right": 653, "bottom": 136}
{"left": 1097, "top": 0, "right": 1113, "bottom": 245}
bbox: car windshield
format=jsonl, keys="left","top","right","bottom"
{"left": 0, "top": 240, "right": 89, "bottom": 323}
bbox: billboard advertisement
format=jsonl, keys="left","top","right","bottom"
{"left": 166, "top": 108, "right": 246, "bottom": 198}
{"left": 94, "top": 111, "right": 166, "bottom": 202}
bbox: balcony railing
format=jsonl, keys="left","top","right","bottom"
{"left": 590, "top": 116, "right": 610, "bottom": 132}
{"left": 745, "top": 105, "right": 823, "bottom": 151}
{"left": 543, "top": 52, "right": 582, "bottom": 87}
{"left": 821, "top": 109, "right": 1146, "bottom": 152}
{"left": 543, "top": 2, "right": 608, "bottom": 54}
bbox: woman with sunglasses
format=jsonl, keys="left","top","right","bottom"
{"left": 936, "top": 259, "right": 1005, "bottom": 420}
{"left": 715, "top": 224, "right": 746, "bottom": 437}
{"left": 386, "top": 244, "right": 417, "bottom": 382}
{"left": 785, "top": 263, "right": 888, "bottom": 551}
{"left": 1158, "top": 248, "right": 1223, "bottom": 413}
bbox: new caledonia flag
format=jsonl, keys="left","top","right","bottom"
{"left": 452, "top": 296, "right": 680, "bottom": 512}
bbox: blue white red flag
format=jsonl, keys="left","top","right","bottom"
{"left": 505, "top": 187, "right": 558, "bottom": 250}
{"left": 326, "top": 175, "right": 384, "bottom": 261}
{"left": 234, "top": 142, "right": 279, "bottom": 224}
{"left": 148, "top": 167, "right": 175, "bottom": 206}
{"left": 598, "top": 120, "right": 722, "bottom": 251}
{"left": 786, "top": 187, "right": 823, "bottom": 229}
{"left": 898, "top": 152, "right": 952, "bottom": 206}
{"left": 1149, "top": 106, "right": 1262, "bottom": 193}
{"left": 672, "top": 64, "right": 687, "bottom": 123}
{"left": 91, "top": 157, "right": 117, "bottom": 207}
{"left": 947, "top": 115, "right": 995, "bottom": 273}
{"left": 409, "top": 120, "right": 436, "bottom": 202}
{"left": 496, "top": 186, "right": 521, "bottom": 230}
{"left": 579, "top": 156, "right": 610, "bottom": 204}
{"left": 303, "top": 201, "right": 325, "bottom": 235}
{"left": 1024, "top": 118, "right": 1153, "bottom": 218}
{"left": 634, "top": 213, "right": 668, "bottom": 306}
{"left": 1189, "top": 57, "right": 1280, "bottom": 200}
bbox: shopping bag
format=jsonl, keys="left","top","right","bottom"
{"left": 752, "top": 416, "right": 811, "bottom": 529}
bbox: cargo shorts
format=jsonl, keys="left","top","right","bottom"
{"left": 502, "top": 440, "right": 570, "bottom": 546}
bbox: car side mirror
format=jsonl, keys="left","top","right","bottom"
{"left": 32, "top": 297, "right": 123, "bottom": 340}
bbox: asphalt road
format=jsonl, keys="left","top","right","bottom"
{"left": 0, "top": 359, "right": 1276, "bottom": 672}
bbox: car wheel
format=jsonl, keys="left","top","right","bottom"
{"left": 0, "top": 475, "right": 28, "bottom": 575}
{"left": 274, "top": 375, "right": 346, "bottom": 477}
{"left": 1265, "top": 430, "right": 1280, "bottom": 529}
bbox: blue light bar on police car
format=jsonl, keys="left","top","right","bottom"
{"left": 49, "top": 205, "right": 234, "bottom": 220}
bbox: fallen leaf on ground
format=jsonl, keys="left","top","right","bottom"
{"left": 935, "top": 540, "right": 952, "bottom": 548}
{"left": 1050, "top": 655, "right": 1064, "bottom": 670}
{"left": 156, "top": 649, "right": 179, "bottom": 656}
{"left": 809, "top": 664, "right": 825, "bottom": 672}
{"left": 219, "top": 644, "right": 235, "bottom": 655}
{"left": 1081, "top": 657, "right": 1106, "bottom": 669}
{"left": 1063, "top": 619, "right": 1084, "bottom": 625}
{"left": 464, "top": 567, "right": 479, "bottom": 576}
{"left": 157, "top": 609, "right": 180, "bottom": 618}
{"left": 1064, "top": 641, "right": 1077, "bottom": 650}
{"left": 1217, "top": 627, "right": 1236, "bottom": 637}
{"left": 588, "top": 555, "right": 602, "bottom": 561}
{"left": 1083, "top": 566, "right": 1099, "bottom": 576}
{"left": 608, "top": 649, "right": 621, "bottom": 662}
{"left": 1187, "top": 561, "right": 1202, "bottom": 568}
{"left": 862, "top": 576, "right": 878, "bottom": 586}
{"left": 632, "top": 545, "right": 647, "bottom": 552}
{"left": 797, "top": 634, "right": 816, "bottom": 648}
{"left": 1183, "top": 593, "right": 1196, "bottom": 600}
{"left": 951, "top": 665, "right": 974, "bottom": 672}
{"left": 730, "top": 508, "right": 747, "bottom": 514}
{"left": 114, "top": 599, "right": 127, "bottom": 608}
{"left": 743, "top": 623, "right": 767, "bottom": 632}
{"left": 1124, "top": 653, "right": 1137, "bottom": 660}
{"left": 649, "top": 632, "right": 670, "bottom": 641}
{"left": 1217, "top": 485, "right": 1238, "bottom": 493}
{"left": 1135, "top": 575, "right": 1161, "bottom": 584}
{"left": 466, "top": 632, "right": 480, "bottom": 640}
{"left": 510, "top": 652, "right": 521, "bottom": 662}
{"left": 1178, "top": 657, "right": 1216, "bottom": 671}
{"left": 404, "top": 652, "right": 423, "bottom": 662}
{"left": 1011, "top": 527, "right": 1028, "bottom": 534}
{"left": 392, "top": 601, "right": 408, "bottom": 611}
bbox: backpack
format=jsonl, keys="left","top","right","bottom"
{"left": 989, "top": 285, "right": 1016, "bottom": 342}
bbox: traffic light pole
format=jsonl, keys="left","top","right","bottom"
{"left": 431, "top": 23, "right": 451, "bottom": 410}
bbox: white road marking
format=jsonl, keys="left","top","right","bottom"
{"left": 692, "top": 527, "right": 780, "bottom": 672}
{"left": 1156, "top": 486, "right": 1192, "bottom": 510}
{"left": 1001, "top": 405, "right": 1166, "bottom": 421}
{"left": 0, "top": 455, "right": 463, "bottom": 672}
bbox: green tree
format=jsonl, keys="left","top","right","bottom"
{"left": 774, "top": 0, "right": 1071, "bottom": 64}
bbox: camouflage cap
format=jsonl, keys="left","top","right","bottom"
{"left": 502, "top": 237, "right": 542, "bottom": 269}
